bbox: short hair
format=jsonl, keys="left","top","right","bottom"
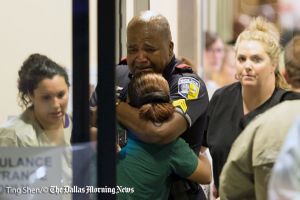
{"left": 127, "top": 72, "right": 174, "bottom": 123}
{"left": 205, "top": 31, "right": 221, "bottom": 50}
{"left": 127, "top": 10, "right": 172, "bottom": 42}
{"left": 18, "top": 53, "right": 70, "bottom": 108}
{"left": 285, "top": 35, "right": 300, "bottom": 87}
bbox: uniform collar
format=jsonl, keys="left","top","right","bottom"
{"left": 162, "top": 56, "right": 176, "bottom": 81}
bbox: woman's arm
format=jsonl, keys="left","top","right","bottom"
{"left": 187, "top": 152, "right": 212, "bottom": 184}
{"left": 116, "top": 101, "right": 188, "bottom": 144}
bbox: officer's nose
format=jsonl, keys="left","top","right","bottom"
{"left": 136, "top": 50, "right": 147, "bottom": 62}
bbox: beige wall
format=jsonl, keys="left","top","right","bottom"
{"left": 0, "top": 0, "right": 72, "bottom": 123}
{"left": 150, "top": 0, "right": 178, "bottom": 55}
{"left": 150, "top": 0, "right": 202, "bottom": 75}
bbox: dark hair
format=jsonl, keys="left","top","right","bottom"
{"left": 205, "top": 31, "right": 220, "bottom": 50}
{"left": 285, "top": 35, "right": 300, "bottom": 87}
{"left": 127, "top": 72, "right": 174, "bottom": 123}
{"left": 18, "top": 53, "right": 70, "bottom": 108}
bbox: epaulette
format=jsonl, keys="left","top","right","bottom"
{"left": 175, "top": 63, "right": 193, "bottom": 73}
{"left": 118, "top": 57, "right": 127, "bottom": 65}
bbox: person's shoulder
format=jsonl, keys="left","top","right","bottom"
{"left": 116, "top": 64, "right": 130, "bottom": 86}
{"left": 0, "top": 125, "right": 18, "bottom": 146}
{"left": 171, "top": 137, "right": 190, "bottom": 149}
{"left": 251, "top": 100, "right": 300, "bottom": 165}
{"left": 116, "top": 64, "right": 129, "bottom": 71}
{"left": 243, "top": 100, "right": 300, "bottom": 134}
{"left": 173, "top": 66, "right": 203, "bottom": 81}
{"left": 0, "top": 115, "right": 26, "bottom": 146}
{"left": 243, "top": 100, "right": 300, "bottom": 129}
{"left": 281, "top": 90, "right": 300, "bottom": 100}
{"left": 171, "top": 60, "right": 201, "bottom": 78}
{"left": 116, "top": 64, "right": 130, "bottom": 76}
{"left": 273, "top": 100, "right": 300, "bottom": 112}
{"left": 1, "top": 114, "right": 26, "bottom": 131}
{"left": 1, "top": 110, "right": 36, "bottom": 138}
{"left": 215, "top": 82, "right": 240, "bottom": 94}
{"left": 211, "top": 82, "right": 240, "bottom": 101}
{"left": 258, "top": 100, "right": 300, "bottom": 121}
{"left": 0, "top": 120, "right": 17, "bottom": 136}
{"left": 116, "top": 57, "right": 129, "bottom": 76}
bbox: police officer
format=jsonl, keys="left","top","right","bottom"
{"left": 90, "top": 10, "right": 209, "bottom": 199}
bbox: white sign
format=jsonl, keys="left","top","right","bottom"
{"left": 0, "top": 147, "right": 64, "bottom": 200}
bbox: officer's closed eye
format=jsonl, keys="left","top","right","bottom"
{"left": 144, "top": 47, "right": 156, "bottom": 53}
{"left": 127, "top": 47, "right": 138, "bottom": 54}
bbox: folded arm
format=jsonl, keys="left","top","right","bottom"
{"left": 116, "top": 101, "right": 188, "bottom": 144}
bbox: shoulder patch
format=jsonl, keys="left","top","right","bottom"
{"left": 178, "top": 77, "right": 200, "bottom": 100}
{"left": 172, "top": 99, "right": 187, "bottom": 113}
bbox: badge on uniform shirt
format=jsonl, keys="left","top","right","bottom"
{"left": 172, "top": 99, "right": 187, "bottom": 113}
{"left": 178, "top": 77, "right": 200, "bottom": 100}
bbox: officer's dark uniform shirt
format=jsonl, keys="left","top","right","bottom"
{"left": 203, "top": 82, "right": 300, "bottom": 189}
{"left": 90, "top": 56, "right": 209, "bottom": 153}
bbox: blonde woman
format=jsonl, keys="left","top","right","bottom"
{"left": 203, "top": 16, "right": 300, "bottom": 198}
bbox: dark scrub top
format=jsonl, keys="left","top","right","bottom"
{"left": 203, "top": 82, "right": 300, "bottom": 189}
{"left": 90, "top": 56, "right": 209, "bottom": 153}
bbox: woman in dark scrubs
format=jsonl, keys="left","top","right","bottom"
{"left": 203, "top": 16, "right": 300, "bottom": 198}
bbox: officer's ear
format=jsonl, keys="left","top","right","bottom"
{"left": 169, "top": 41, "right": 174, "bottom": 57}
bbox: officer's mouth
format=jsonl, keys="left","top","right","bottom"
{"left": 134, "top": 67, "right": 154, "bottom": 74}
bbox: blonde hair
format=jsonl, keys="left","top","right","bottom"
{"left": 235, "top": 16, "right": 288, "bottom": 89}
